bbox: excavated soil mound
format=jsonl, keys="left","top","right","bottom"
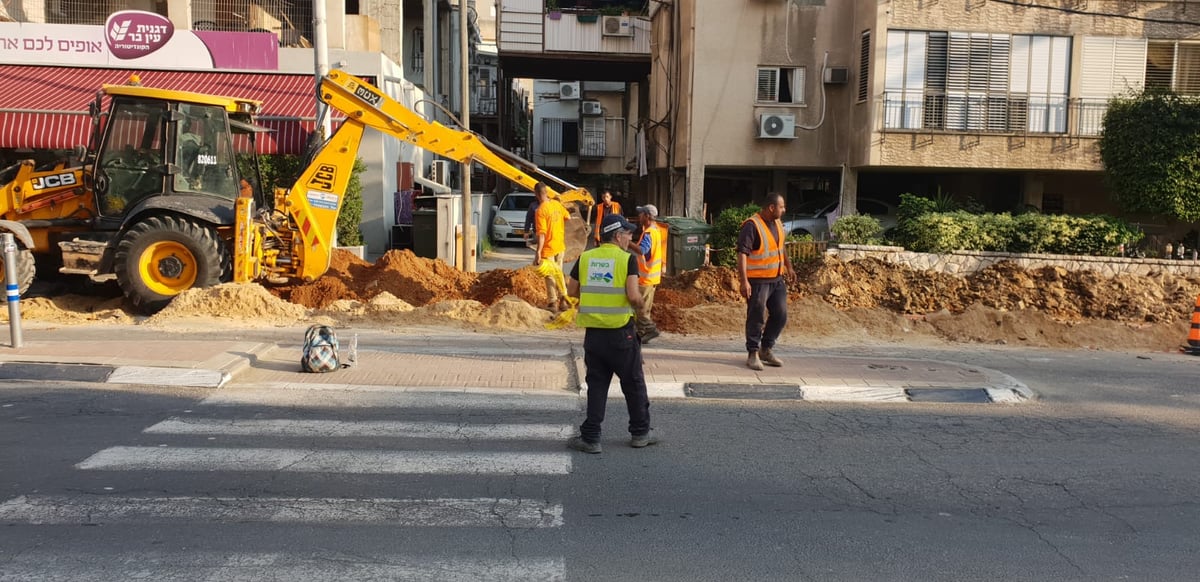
{"left": 274, "top": 249, "right": 550, "bottom": 310}
{"left": 11, "top": 247, "right": 1200, "bottom": 351}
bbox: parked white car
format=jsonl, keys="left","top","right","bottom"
{"left": 781, "top": 197, "right": 899, "bottom": 241}
{"left": 491, "top": 192, "right": 537, "bottom": 245}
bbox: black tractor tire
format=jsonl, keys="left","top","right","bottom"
{"left": 114, "top": 215, "right": 227, "bottom": 314}
{"left": 0, "top": 246, "right": 36, "bottom": 297}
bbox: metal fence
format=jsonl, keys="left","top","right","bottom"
{"left": 880, "top": 91, "right": 1111, "bottom": 137}
{"left": 190, "top": 0, "right": 312, "bottom": 46}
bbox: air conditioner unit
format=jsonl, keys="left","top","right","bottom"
{"left": 430, "top": 160, "right": 451, "bottom": 185}
{"left": 559, "top": 81, "right": 580, "bottom": 100}
{"left": 757, "top": 114, "right": 795, "bottom": 139}
{"left": 601, "top": 15, "right": 633, "bottom": 37}
{"left": 823, "top": 66, "right": 850, "bottom": 84}
{"left": 581, "top": 100, "right": 603, "bottom": 116}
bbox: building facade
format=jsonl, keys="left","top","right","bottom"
{"left": 648, "top": 0, "right": 1200, "bottom": 236}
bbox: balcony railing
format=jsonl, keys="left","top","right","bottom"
{"left": 471, "top": 85, "right": 497, "bottom": 117}
{"left": 880, "top": 91, "right": 1110, "bottom": 138}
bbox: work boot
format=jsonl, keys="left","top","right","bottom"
{"left": 759, "top": 347, "right": 783, "bottom": 367}
{"left": 566, "top": 436, "right": 602, "bottom": 454}
{"left": 630, "top": 430, "right": 659, "bottom": 448}
{"left": 747, "top": 351, "right": 764, "bottom": 371}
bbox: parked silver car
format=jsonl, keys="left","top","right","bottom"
{"left": 491, "top": 192, "right": 537, "bottom": 245}
{"left": 781, "top": 197, "right": 899, "bottom": 241}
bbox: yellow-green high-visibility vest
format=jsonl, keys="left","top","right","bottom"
{"left": 577, "top": 244, "right": 634, "bottom": 329}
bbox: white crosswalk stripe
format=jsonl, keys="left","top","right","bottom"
{"left": 0, "top": 495, "right": 563, "bottom": 528}
{"left": 5, "top": 389, "right": 579, "bottom": 580}
{"left": 145, "top": 417, "right": 575, "bottom": 440}
{"left": 77, "top": 446, "right": 573, "bottom": 475}
{"left": 0, "top": 552, "right": 566, "bottom": 582}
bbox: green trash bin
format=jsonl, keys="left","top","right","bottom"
{"left": 659, "top": 216, "right": 714, "bottom": 276}
{"left": 411, "top": 209, "right": 438, "bottom": 259}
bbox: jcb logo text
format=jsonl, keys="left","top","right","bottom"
{"left": 307, "top": 164, "right": 338, "bottom": 192}
{"left": 31, "top": 173, "right": 78, "bottom": 191}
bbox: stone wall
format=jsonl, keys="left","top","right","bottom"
{"left": 828, "top": 245, "right": 1200, "bottom": 278}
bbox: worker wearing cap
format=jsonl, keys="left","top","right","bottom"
{"left": 592, "top": 190, "right": 622, "bottom": 246}
{"left": 532, "top": 182, "right": 571, "bottom": 312}
{"left": 565, "top": 213, "right": 657, "bottom": 454}
{"left": 632, "top": 204, "right": 666, "bottom": 343}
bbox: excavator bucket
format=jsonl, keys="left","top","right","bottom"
{"left": 563, "top": 206, "right": 590, "bottom": 263}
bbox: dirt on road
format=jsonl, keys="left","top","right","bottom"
{"left": 7, "top": 249, "right": 1199, "bottom": 352}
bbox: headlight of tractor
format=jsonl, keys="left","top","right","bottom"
{"left": 493, "top": 216, "right": 508, "bottom": 226}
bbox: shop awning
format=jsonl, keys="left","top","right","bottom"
{"left": 0, "top": 65, "right": 330, "bottom": 154}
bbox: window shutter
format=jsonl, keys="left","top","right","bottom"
{"left": 793, "top": 67, "right": 807, "bottom": 105}
{"left": 1010, "top": 35, "right": 1031, "bottom": 94}
{"left": 1080, "top": 36, "right": 1116, "bottom": 98}
{"left": 925, "top": 32, "right": 948, "bottom": 129}
{"left": 1112, "top": 39, "right": 1147, "bottom": 93}
{"left": 858, "top": 30, "right": 871, "bottom": 102}
{"left": 757, "top": 68, "right": 779, "bottom": 102}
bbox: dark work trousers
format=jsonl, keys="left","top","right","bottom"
{"left": 580, "top": 321, "right": 651, "bottom": 443}
{"left": 745, "top": 276, "right": 788, "bottom": 353}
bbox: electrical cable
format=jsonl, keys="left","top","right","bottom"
{"left": 796, "top": 51, "right": 828, "bottom": 130}
{"left": 988, "top": 0, "right": 1200, "bottom": 27}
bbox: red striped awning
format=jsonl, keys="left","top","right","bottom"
{"left": 0, "top": 65, "right": 332, "bottom": 155}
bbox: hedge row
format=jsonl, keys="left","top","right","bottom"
{"left": 899, "top": 211, "right": 1143, "bottom": 255}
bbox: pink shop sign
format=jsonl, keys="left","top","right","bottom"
{"left": 105, "top": 10, "right": 174, "bottom": 60}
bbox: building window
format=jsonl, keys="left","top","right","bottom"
{"left": 884, "top": 30, "right": 1070, "bottom": 134}
{"left": 1146, "top": 41, "right": 1200, "bottom": 95}
{"left": 1079, "top": 36, "right": 1146, "bottom": 135}
{"left": 757, "top": 67, "right": 806, "bottom": 105}
{"left": 411, "top": 28, "right": 425, "bottom": 76}
{"left": 858, "top": 30, "right": 871, "bottom": 103}
{"left": 540, "top": 118, "right": 579, "bottom": 154}
{"left": 580, "top": 117, "right": 606, "bottom": 159}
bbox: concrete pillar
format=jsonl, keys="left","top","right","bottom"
{"left": 166, "top": 0, "right": 190, "bottom": 29}
{"left": 1022, "top": 173, "right": 1044, "bottom": 211}
{"left": 683, "top": 165, "right": 702, "bottom": 218}
{"left": 839, "top": 165, "right": 858, "bottom": 215}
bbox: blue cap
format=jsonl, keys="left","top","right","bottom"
{"left": 600, "top": 213, "right": 635, "bottom": 237}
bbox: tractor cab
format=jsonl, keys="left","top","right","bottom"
{"left": 88, "top": 81, "right": 264, "bottom": 225}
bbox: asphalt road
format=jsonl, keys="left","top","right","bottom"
{"left": 1, "top": 343, "right": 1198, "bottom": 581}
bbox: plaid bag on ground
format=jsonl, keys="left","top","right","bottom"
{"left": 301, "top": 324, "right": 341, "bottom": 373}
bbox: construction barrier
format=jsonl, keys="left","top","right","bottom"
{"left": 1187, "top": 294, "right": 1200, "bottom": 356}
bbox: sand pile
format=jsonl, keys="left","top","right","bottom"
{"left": 145, "top": 283, "right": 310, "bottom": 327}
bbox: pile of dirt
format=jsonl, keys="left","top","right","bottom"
{"left": 274, "top": 250, "right": 551, "bottom": 310}
{"left": 10, "top": 248, "right": 1200, "bottom": 352}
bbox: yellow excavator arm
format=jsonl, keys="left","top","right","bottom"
{"left": 319, "top": 70, "right": 593, "bottom": 208}
{"left": 235, "top": 70, "right": 594, "bottom": 284}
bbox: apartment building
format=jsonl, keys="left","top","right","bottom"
{"left": 648, "top": 0, "right": 1200, "bottom": 233}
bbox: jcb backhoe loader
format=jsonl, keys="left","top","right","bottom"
{"left": 0, "top": 70, "right": 594, "bottom": 313}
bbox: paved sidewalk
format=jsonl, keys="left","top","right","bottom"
{"left": 0, "top": 326, "right": 1031, "bottom": 403}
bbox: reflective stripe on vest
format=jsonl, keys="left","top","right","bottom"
{"left": 742, "top": 214, "right": 784, "bottom": 279}
{"left": 577, "top": 244, "right": 634, "bottom": 329}
{"left": 637, "top": 223, "right": 666, "bottom": 285}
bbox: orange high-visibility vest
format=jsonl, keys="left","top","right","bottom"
{"left": 593, "top": 201, "right": 622, "bottom": 241}
{"left": 637, "top": 223, "right": 667, "bottom": 285}
{"left": 742, "top": 214, "right": 784, "bottom": 279}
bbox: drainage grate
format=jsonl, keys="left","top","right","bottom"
{"left": 905, "top": 388, "right": 992, "bottom": 403}
{"left": 685, "top": 383, "right": 802, "bottom": 400}
{"left": 0, "top": 362, "right": 114, "bottom": 383}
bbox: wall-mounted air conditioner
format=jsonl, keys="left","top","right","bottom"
{"left": 601, "top": 15, "right": 633, "bottom": 37}
{"left": 559, "top": 81, "right": 580, "bottom": 100}
{"left": 430, "top": 160, "right": 451, "bottom": 185}
{"left": 823, "top": 67, "right": 849, "bottom": 84}
{"left": 757, "top": 114, "right": 796, "bottom": 139}
{"left": 581, "top": 100, "right": 603, "bottom": 116}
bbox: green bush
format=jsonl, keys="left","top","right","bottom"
{"left": 711, "top": 204, "right": 759, "bottom": 267}
{"left": 906, "top": 210, "right": 1141, "bottom": 255}
{"left": 236, "top": 153, "right": 365, "bottom": 246}
{"left": 830, "top": 214, "right": 883, "bottom": 245}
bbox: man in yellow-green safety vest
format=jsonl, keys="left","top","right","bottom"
{"left": 564, "top": 213, "right": 658, "bottom": 454}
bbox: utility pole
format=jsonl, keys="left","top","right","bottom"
{"left": 460, "top": 0, "right": 475, "bottom": 271}
{"left": 313, "top": 0, "right": 332, "bottom": 140}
